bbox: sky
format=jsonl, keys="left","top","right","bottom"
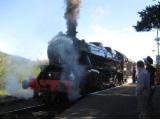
{"left": 0, "top": 0, "right": 159, "bottom": 62}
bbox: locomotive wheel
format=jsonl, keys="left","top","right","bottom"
{"left": 87, "top": 71, "right": 103, "bottom": 92}
{"left": 53, "top": 83, "right": 70, "bottom": 110}
{"left": 113, "top": 72, "right": 124, "bottom": 86}
{"left": 113, "top": 75, "right": 119, "bottom": 86}
{"left": 41, "top": 91, "right": 70, "bottom": 112}
{"left": 117, "top": 72, "right": 124, "bottom": 85}
{"left": 54, "top": 91, "right": 70, "bottom": 108}
{"left": 95, "top": 74, "right": 104, "bottom": 90}
{"left": 41, "top": 89, "right": 55, "bottom": 106}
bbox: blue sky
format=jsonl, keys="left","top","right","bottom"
{"left": 0, "top": 0, "right": 158, "bottom": 62}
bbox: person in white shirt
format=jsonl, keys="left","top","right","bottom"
{"left": 136, "top": 60, "right": 150, "bottom": 118}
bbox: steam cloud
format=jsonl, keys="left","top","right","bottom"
{"left": 4, "top": 57, "right": 36, "bottom": 99}
{"left": 5, "top": 75, "right": 33, "bottom": 99}
{"left": 64, "top": 0, "right": 81, "bottom": 36}
{"left": 48, "top": 33, "right": 85, "bottom": 101}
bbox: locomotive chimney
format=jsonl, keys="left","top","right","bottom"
{"left": 66, "top": 28, "right": 77, "bottom": 38}
{"left": 64, "top": 0, "right": 81, "bottom": 38}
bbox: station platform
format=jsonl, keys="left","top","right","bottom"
{"left": 56, "top": 83, "right": 160, "bottom": 119}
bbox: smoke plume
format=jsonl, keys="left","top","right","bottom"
{"left": 64, "top": 0, "right": 81, "bottom": 37}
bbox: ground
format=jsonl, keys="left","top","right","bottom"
{"left": 56, "top": 80, "right": 160, "bottom": 119}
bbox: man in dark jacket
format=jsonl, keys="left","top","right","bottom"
{"left": 144, "top": 56, "right": 156, "bottom": 117}
{"left": 132, "top": 65, "right": 136, "bottom": 83}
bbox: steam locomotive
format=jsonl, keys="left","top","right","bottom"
{"left": 22, "top": 32, "right": 133, "bottom": 106}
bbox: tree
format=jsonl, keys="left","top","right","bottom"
{"left": 0, "top": 52, "right": 7, "bottom": 89}
{"left": 134, "top": 2, "right": 160, "bottom": 31}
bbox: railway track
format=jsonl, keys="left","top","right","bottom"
{"left": 0, "top": 97, "right": 48, "bottom": 118}
{"left": 0, "top": 96, "right": 74, "bottom": 119}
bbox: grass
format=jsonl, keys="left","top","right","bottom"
{"left": 0, "top": 90, "right": 6, "bottom": 96}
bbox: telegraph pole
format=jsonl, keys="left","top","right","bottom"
{"left": 155, "top": 29, "right": 160, "bottom": 65}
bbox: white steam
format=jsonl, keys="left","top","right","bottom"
{"left": 4, "top": 56, "right": 37, "bottom": 99}
{"left": 5, "top": 75, "right": 33, "bottom": 99}
{"left": 48, "top": 33, "right": 85, "bottom": 101}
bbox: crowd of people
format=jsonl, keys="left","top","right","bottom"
{"left": 132, "top": 56, "right": 157, "bottom": 118}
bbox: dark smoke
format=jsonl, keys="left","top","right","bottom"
{"left": 64, "top": 0, "right": 81, "bottom": 37}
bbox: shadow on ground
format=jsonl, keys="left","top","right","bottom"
{"left": 56, "top": 84, "right": 160, "bottom": 119}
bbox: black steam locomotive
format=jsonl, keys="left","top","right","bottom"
{"left": 23, "top": 32, "right": 132, "bottom": 106}
{"left": 47, "top": 32, "right": 124, "bottom": 90}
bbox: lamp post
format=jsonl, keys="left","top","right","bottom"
{"left": 155, "top": 29, "right": 160, "bottom": 65}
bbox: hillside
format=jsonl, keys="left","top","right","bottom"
{"left": 0, "top": 51, "right": 42, "bottom": 91}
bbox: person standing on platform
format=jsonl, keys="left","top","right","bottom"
{"left": 132, "top": 65, "right": 136, "bottom": 83}
{"left": 136, "top": 60, "right": 150, "bottom": 118}
{"left": 144, "top": 56, "right": 156, "bottom": 117}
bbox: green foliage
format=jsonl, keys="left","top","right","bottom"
{"left": 134, "top": 2, "right": 160, "bottom": 31}
{"left": 0, "top": 52, "right": 7, "bottom": 89}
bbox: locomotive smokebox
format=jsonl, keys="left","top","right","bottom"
{"left": 47, "top": 32, "right": 76, "bottom": 65}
